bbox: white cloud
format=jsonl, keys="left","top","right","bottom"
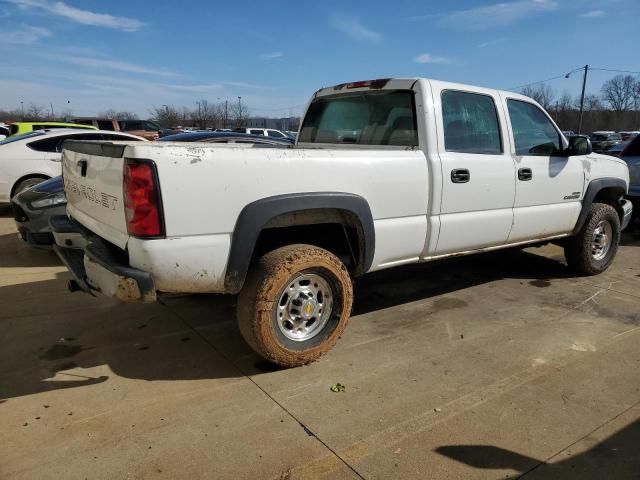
{"left": 580, "top": 10, "right": 605, "bottom": 18}
{"left": 4, "top": 24, "right": 51, "bottom": 44}
{"left": 51, "top": 55, "right": 182, "bottom": 77}
{"left": 330, "top": 16, "right": 382, "bottom": 43}
{"left": 5, "top": 0, "right": 146, "bottom": 31}
{"left": 413, "top": 53, "right": 453, "bottom": 64}
{"left": 477, "top": 37, "right": 507, "bottom": 48}
{"left": 260, "top": 51, "right": 284, "bottom": 59}
{"left": 438, "top": 0, "right": 559, "bottom": 30}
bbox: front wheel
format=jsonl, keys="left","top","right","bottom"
{"left": 564, "top": 202, "right": 621, "bottom": 275}
{"left": 12, "top": 176, "right": 48, "bottom": 198}
{"left": 237, "top": 244, "right": 353, "bottom": 367}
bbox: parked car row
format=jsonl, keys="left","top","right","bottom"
{"left": 6, "top": 130, "right": 293, "bottom": 248}
{"left": 588, "top": 130, "right": 640, "bottom": 153}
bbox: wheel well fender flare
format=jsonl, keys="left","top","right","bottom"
{"left": 573, "top": 177, "right": 627, "bottom": 234}
{"left": 224, "top": 192, "right": 375, "bottom": 293}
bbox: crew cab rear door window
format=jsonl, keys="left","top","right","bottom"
{"left": 299, "top": 90, "right": 417, "bottom": 146}
{"left": 507, "top": 99, "right": 562, "bottom": 156}
{"left": 442, "top": 90, "right": 502, "bottom": 154}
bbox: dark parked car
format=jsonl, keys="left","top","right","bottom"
{"left": 13, "top": 132, "right": 293, "bottom": 248}
{"left": 12, "top": 176, "right": 65, "bottom": 248}
{"left": 590, "top": 132, "right": 622, "bottom": 153}
{"left": 604, "top": 141, "right": 630, "bottom": 157}
{"left": 619, "top": 135, "right": 640, "bottom": 225}
{"left": 158, "top": 131, "right": 294, "bottom": 145}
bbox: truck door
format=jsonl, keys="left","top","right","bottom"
{"left": 501, "top": 96, "right": 584, "bottom": 242}
{"left": 431, "top": 84, "right": 516, "bottom": 255}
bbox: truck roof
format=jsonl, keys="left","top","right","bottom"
{"left": 314, "top": 77, "right": 532, "bottom": 103}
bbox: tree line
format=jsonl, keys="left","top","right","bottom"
{"left": 521, "top": 74, "right": 640, "bottom": 132}
{"left": 0, "top": 98, "right": 251, "bottom": 129}
{"left": 149, "top": 99, "right": 250, "bottom": 129}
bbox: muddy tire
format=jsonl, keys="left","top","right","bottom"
{"left": 564, "top": 202, "right": 620, "bottom": 275}
{"left": 237, "top": 244, "right": 353, "bottom": 367}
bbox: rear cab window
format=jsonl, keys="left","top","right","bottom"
{"left": 299, "top": 90, "right": 417, "bottom": 146}
{"left": 442, "top": 90, "right": 502, "bottom": 154}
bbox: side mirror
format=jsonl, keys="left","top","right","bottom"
{"left": 566, "top": 135, "right": 592, "bottom": 156}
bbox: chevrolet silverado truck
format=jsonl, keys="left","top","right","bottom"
{"left": 52, "top": 78, "right": 633, "bottom": 367}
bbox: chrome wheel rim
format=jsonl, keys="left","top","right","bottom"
{"left": 591, "top": 220, "right": 613, "bottom": 261}
{"left": 275, "top": 272, "right": 334, "bottom": 342}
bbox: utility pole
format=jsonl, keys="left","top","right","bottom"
{"left": 50, "top": 103, "right": 54, "bottom": 118}
{"left": 20, "top": 101, "right": 24, "bottom": 120}
{"left": 196, "top": 101, "right": 201, "bottom": 128}
{"left": 224, "top": 100, "right": 228, "bottom": 129}
{"left": 238, "top": 96, "right": 242, "bottom": 127}
{"left": 578, "top": 64, "right": 588, "bottom": 134}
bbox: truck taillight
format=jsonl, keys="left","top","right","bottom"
{"left": 124, "top": 160, "right": 164, "bottom": 238}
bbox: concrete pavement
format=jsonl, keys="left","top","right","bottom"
{"left": 1, "top": 205, "right": 639, "bottom": 479}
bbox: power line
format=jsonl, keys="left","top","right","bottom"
{"left": 506, "top": 65, "right": 640, "bottom": 92}
{"left": 506, "top": 66, "right": 584, "bottom": 91}
{"left": 591, "top": 67, "right": 640, "bottom": 75}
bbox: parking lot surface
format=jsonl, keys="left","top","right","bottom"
{"left": 1, "top": 206, "right": 639, "bottom": 479}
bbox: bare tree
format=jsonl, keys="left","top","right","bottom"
{"left": 24, "top": 103, "right": 46, "bottom": 120}
{"left": 0, "top": 108, "right": 21, "bottom": 122}
{"left": 582, "top": 94, "right": 603, "bottom": 112}
{"left": 229, "top": 99, "right": 250, "bottom": 127}
{"left": 196, "top": 100, "right": 219, "bottom": 129}
{"left": 98, "top": 109, "right": 139, "bottom": 120}
{"left": 57, "top": 108, "right": 74, "bottom": 121}
{"left": 521, "top": 84, "right": 555, "bottom": 110}
{"left": 600, "top": 75, "right": 635, "bottom": 112}
{"left": 150, "top": 105, "right": 181, "bottom": 128}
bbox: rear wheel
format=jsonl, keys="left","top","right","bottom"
{"left": 237, "top": 244, "right": 353, "bottom": 367}
{"left": 12, "top": 176, "right": 48, "bottom": 198}
{"left": 564, "top": 202, "right": 620, "bottom": 275}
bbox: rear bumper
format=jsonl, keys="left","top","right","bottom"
{"left": 621, "top": 199, "right": 633, "bottom": 230}
{"left": 50, "top": 215, "right": 156, "bottom": 303}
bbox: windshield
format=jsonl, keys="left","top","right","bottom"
{"left": 299, "top": 90, "right": 417, "bottom": 146}
{"left": 0, "top": 131, "right": 45, "bottom": 145}
{"left": 591, "top": 134, "right": 607, "bottom": 141}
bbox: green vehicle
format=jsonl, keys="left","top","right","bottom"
{"left": 8, "top": 122, "right": 98, "bottom": 137}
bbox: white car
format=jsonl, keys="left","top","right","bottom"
{"left": 54, "top": 77, "right": 632, "bottom": 367}
{"left": 0, "top": 129, "right": 146, "bottom": 203}
{"left": 0, "top": 123, "right": 9, "bottom": 141}
{"left": 233, "top": 127, "right": 289, "bottom": 138}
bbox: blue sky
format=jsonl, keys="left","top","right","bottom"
{"left": 0, "top": 0, "right": 638, "bottom": 118}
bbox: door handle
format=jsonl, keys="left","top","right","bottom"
{"left": 76, "top": 159, "right": 88, "bottom": 177}
{"left": 451, "top": 168, "right": 470, "bottom": 183}
{"left": 518, "top": 168, "right": 533, "bottom": 181}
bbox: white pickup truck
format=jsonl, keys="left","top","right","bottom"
{"left": 52, "top": 77, "right": 633, "bottom": 367}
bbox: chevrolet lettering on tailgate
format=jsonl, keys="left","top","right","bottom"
{"left": 64, "top": 176, "right": 119, "bottom": 211}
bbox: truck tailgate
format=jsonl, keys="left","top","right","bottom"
{"left": 62, "top": 141, "right": 129, "bottom": 249}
